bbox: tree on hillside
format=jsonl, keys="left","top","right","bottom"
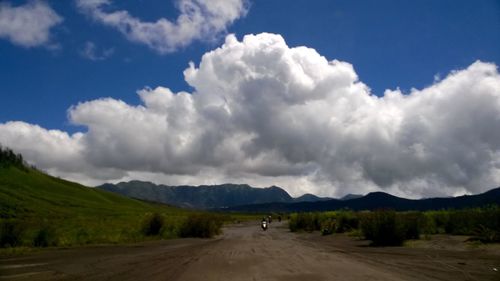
{"left": 0, "top": 145, "right": 26, "bottom": 169}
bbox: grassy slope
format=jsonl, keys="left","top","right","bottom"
{"left": 0, "top": 166, "right": 172, "bottom": 216}
{"left": 0, "top": 166, "right": 186, "bottom": 246}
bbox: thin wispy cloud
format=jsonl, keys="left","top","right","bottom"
{"left": 1, "top": 33, "right": 499, "bottom": 198}
{"left": 0, "top": 1, "right": 63, "bottom": 48}
{"left": 76, "top": 0, "right": 249, "bottom": 53}
{"left": 80, "top": 41, "right": 114, "bottom": 61}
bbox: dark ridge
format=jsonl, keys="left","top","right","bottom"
{"left": 224, "top": 187, "right": 500, "bottom": 212}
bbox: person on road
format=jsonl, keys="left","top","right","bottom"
{"left": 261, "top": 218, "right": 268, "bottom": 230}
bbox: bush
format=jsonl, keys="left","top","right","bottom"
{"left": 335, "top": 212, "right": 359, "bottom": 233}
{"left": 471, "top": 225, "right": 500, "bottom": 243}
{"left": 320, "top": 218, "right": 336, "bottom": 235}
{"left": 444, "top": 210, "right": 474, "bottom": 234}
{"left": 429, "top": 211, "right": 449, "bottom": 234}
{"left": 433, "top": 208, "right": 500, "bottom": 238}
{"left": 286, "top": 208, "right": 500, "bottom": 245}
{"left": 179, "top": 214, "right": 223, "bottom": 238}
{"left": 76, "top": 228, "right": 91, "bottom": 244}
{"left": 451, "top": 207, "right": 500, "bottom": 243}
{"left": 0, "top": 220, "right": 24, "bottom": 247}
{"left": 360, "top": 210, "right": 406, "bottom": 246}
{"left": 142, "top": 213, "right": 164, "bottom": 236}
{"left": 33, "top": 226, "right": 58, "bottom": 247}
{"left": 289, "top": 213, "right": 322, "bottom": 232}
{"left": 420, "top": 212, "right": 438, "bottom": 234}
{"left": 400, "top": 212, "right": 422, "bottom": 240}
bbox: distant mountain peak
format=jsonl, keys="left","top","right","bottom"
{"left": 365, "top": 191, "right": 392, "bottom": 196}
{"left": 294, "top": 193, "right": 332, "bottom": 202}
{"left": 363, "top": 191, "right": 403, "bottom": 201}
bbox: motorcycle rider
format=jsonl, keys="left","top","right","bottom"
{"left": 261, "top": 217, "right": 268, "bottom": 230}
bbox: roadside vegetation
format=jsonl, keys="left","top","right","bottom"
{"left": 179, "top": 213, "right": 225, "bottom": 238}
{"left": 288, "top": 207, "right": 500, "bottom": 246}
{"left": 0, "top": 147, "right": 243, "bottom": 253}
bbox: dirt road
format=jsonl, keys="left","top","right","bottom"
{"left": 1, "top": 221, "right": 499, "bottom": 280}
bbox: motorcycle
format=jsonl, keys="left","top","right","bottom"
{"left": 261, "top": 220, "right": 268, "bottom": 231}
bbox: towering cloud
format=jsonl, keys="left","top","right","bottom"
{"left": 0, "top": 1, "right": 63, "bottom": 48}
{"left": 1, "top": 33, "right": 499, "bottom": 197}
{"left": 76, "top": 0, "right": 248, "bottom": 53}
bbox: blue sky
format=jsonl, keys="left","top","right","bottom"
{"left": 1, "top": 0, "right": 500, "bottom": 197}
{"left": 2, "top": 0, "right": 499, "bottom": 132}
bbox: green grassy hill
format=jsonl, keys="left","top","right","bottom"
{"left": 0, "top": 164, "right": 187, "bottom": 247}
{"left": 0, "top": 166, "right": 177, "bottom": 217}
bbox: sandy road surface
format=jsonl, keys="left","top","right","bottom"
{"left": 1, "top": 221, "right": 499, "bottom": 280}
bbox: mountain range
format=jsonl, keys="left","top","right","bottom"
{"left": 98, "top": 181, "right": 500, "bottom": 212}
{"left": 225, "top": 188, "right": 500, "bottom": 212}
{"left": 98, "top": 181, "right": 303, "bottom": 209}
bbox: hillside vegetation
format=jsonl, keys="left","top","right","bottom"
{"left": 0, "top": 147, "right": 226, "bottom": 249}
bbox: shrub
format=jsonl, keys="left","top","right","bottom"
{"left": 360, "top": 210, "right": 406, "bottom": 246}
{"left": 438, "top": 208, "right": 500, "bottom": 237}
{"left": 142, "top": 213, "right": 164, "bottom": 236}
{"left": 320, "top": 218, "right": 336, "bottom": 235}
{"left": 400, "top": 212, "right": 422, "bottom": 240}
{"left": 76, "top": 228, "right": 91, "bottom": 244}
{"left": 471, "top": 225, "right": 500, "bottom": 243}
{"left": 286, "top": 208, "right": 500, "bottom": 245}
{"left": 428, "top": 211, "right": 449, "bottom": 234}
{"left": 452, "top": 207, "right": 500, "bottom": 243}
{"left": 0, "top": 220, "right": 24, "bottom": 247}
{"left": 420, "top": 212, "right": 438, "bottom": 234}
{"left": 33, "top": 226, "right": 58, "bottom": 247}
{"left": 289, "top": 213, "right": 322, "bottom": 232}
{"left": 179, "top": 213, "right": 223, "bottom": 238}
{"left": 444, "top": 210, "right": 473, "bottom": 234}
{"left": 335, "top": 212, "right": 359, "bottom": 233}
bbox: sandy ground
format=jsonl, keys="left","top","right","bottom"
{"left": 1, "top": 221, "right": 499, "bottom": 281}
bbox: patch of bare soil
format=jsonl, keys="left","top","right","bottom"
{"left": 297, "top": 232, "right": 500, "bottom": 281}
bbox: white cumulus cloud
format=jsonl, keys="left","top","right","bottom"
{"left": 1, "top": 33, "right": 500, "bottom": 198}
{"left": 0, "top": 1, "right": 63, "bottom": 48}
{"left": 76, "top": 0, "right": 248, "bottom": 53}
